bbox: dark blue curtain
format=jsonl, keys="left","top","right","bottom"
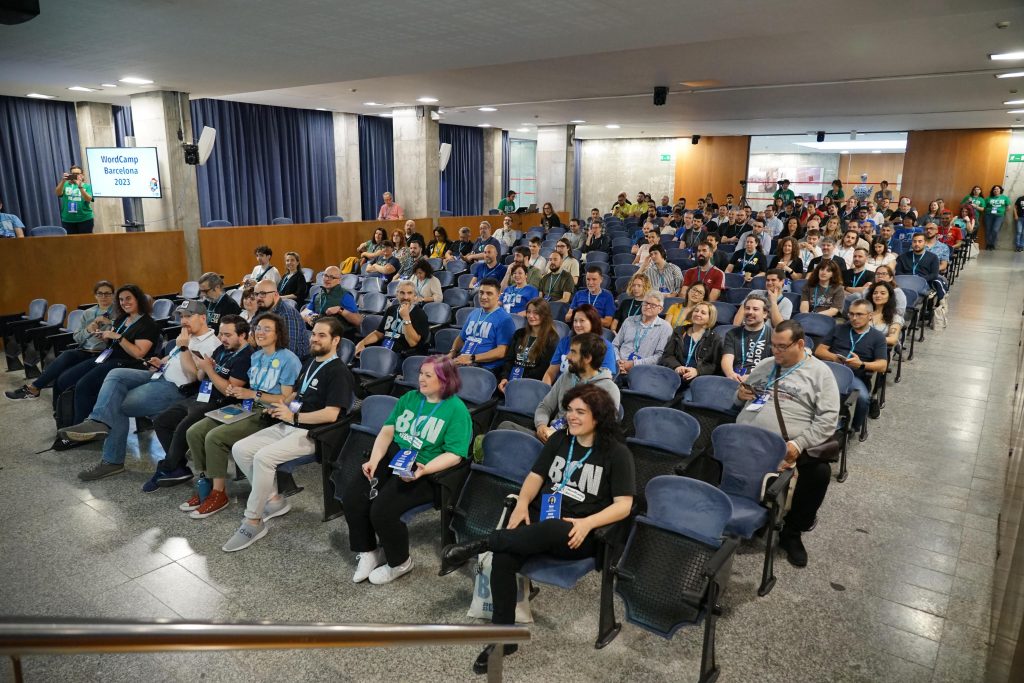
{"left": 0, "top": 95, "right": 80, "bottom": 229}
{"left": 501, "top": 130, "right": 510, "bottom": 199}
{"left": 112, "top": 105, "right": 135, "bottom": 224}
{"left": 190, "top": 99, "right": 336, "bottom": 226}
{"left": 358, "top": 115, "right": 394, "bottom": 221}
{"left": 572, "top": 138, "right": 582, "bottom": 220}
{"left": 439, "top": 124, "right": 484, "bottom": 216}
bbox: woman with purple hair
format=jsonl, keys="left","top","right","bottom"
{"left": 342, "top": 355, "right": 473, "bottom": 585}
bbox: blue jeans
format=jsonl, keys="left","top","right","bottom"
{"left": 986, "top": 213, "right": 1004, "bottom": 248}
{"left": 89, "top": 368, "right": 186, "bottom": 465}
{"left": 850, "top": 376, "right": 870, "bottom": 430}
{"left": 31, "top": 348, "right": 93, "bottom": 393}
{"left": 1015, "top": 218, "right": 1024, "bottom": 250}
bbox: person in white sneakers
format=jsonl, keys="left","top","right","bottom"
{"left": 221, "top": 318, "right": 356, "bottom": 552}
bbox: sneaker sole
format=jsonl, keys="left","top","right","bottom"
{"left": 368, "top": 562, "right": 414, "bottom": 585}
{"left": 62, "top": 431, "right": 107, "bottom": 442}
{"left": 189, "top": 502, "right": 229, "bottom": 519}
{"left": 156, "top": 475, "right": 194, "bottom": 488}
{"left": 262, "top": 502, "right": 292, "bottom": 522}
{"left": 179, "top": 503, "right": 201, "bottom": 512}
{"left": 3, "top": 392, "right": 38, "bottom": 401}
{"left": 78, "top": 466, "right": 125, "bottom": 481}
{"left": 222, "top": 526, "right": 268, "bottom": 552}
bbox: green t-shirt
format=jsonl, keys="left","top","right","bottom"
{"left": 498, "top": 198, "right": 516, "bottom": 214}
{"left": 59, "top": 181, "right": 94, "bottom": 223}
{"left": 985, "top": 196, "right": 1009, "bottom": 216}
{"left": 962, "top": 195, "right": 985, "bottom": 212}
{"left": 773, "top": 188, "right": 795, "bottom": 204}
{"left": 825, "top": 189, "right": 844, "bottom": 201}
{"left": 385, "top": 391, "right": 473, "bottom": 465}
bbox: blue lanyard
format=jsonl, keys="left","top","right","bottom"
{"left": 741, "top": 252, "right": 757, "bottom": 269}
{"left": 482, "top": 264, "right": 502, "bottom": 278}
{"left": 545, "top": 273, "right": 561, "bottom": 298}
{"left": 410, "top": 395, "right": 445, "bottom": 441}
{"left": 587, "top": 290, "right": 601, "bottom": 307}
{"left": 813, "top": 286, "right": 824, "bottom": 307}
{"left": 851, "top": 270, "right": 867, "bottom": 287}
{"left": 910, "top": 253, "right": 923, "bottom": 274}
{"left": 558, "top": 436, "right": 594, "bottom": 493}
{"left": 848, "top": 328, "right": 869, "bottom": 358}
{"left": 632, "top": 321, "right": 653, "bottom": 355}
{"left": 278, "top": 274, "right": 292, "bottom": 292}
{"left": 764, "top": 354, "right": 808, "bottom": 390}
{"left": 299, "top": 355, "right": 336, "bottom": 395}
{"left": 253, "top": 350, "right": 281, "bottom": 392}
{"left": 626, "top": 299, "right": 642, "bottom": 319}
{"left": 684, "top": 333, "right": 700, "bottom": 367}
{"left": 115, "top": 315, "right": 141, "bottom": 335}
{"left": 473, "top": 308, "right": 496, "bottom": 330}
{"left": 740, "top": 326, "right": 767, "bottom": 364}
{"left": 215, "top": 345, "right": 246, "bottom": 369}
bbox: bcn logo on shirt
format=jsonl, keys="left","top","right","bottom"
{"left": 394, "top": 410, "right": 445, "bottom": 443}
{"left": 547, "top": 455, "right": 603, "bottom": 496}
{"left": 464, "top": 319, "right": 493, "bottom": 339}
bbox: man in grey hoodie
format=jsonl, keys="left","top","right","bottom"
{"left": 498, "top": 333, "right": 620, "bottom": 443}
{"left": 735, "top": 319, "right": 840, "bottom": 569}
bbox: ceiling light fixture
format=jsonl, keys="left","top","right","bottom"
{"left": 1009, "top": 109, "right": 1024, "bottom": 114}
{"left": 363, "top": 101, "right": 380, "bottom": 106}
{"left": 795, "top": 140, "right": 906, "bottom": 151}
{"left": 379, "top": 112, "right": 393, "bottom": 118}
{"left": 477, "top": 123, "right": 491, "bottom": 128}
{"left": 871, "top": 150, "right": 882, "bottom": 154}
{"left": 605, "top": 124, "right": 621, "bottom": 129}
{"left": 996, "top": 72, "right": 1024, "bottom": 79}
{"left": 990, "top": 51, "right": 1024, "bottom": 61}
{"left": 478, "top": 107, "right": 497, "bottom": 112}
{"left": 1004, "top": 99, "right": 1024, "bottom": 105}
{"left": 119, "top": 76, "right": 153, "bottom": 85}
{"left": 315, "top": 108, "right": 328, "bottom": 111}
{"left": 840, "top": 150, "right": 850, "bottom": 154}
{"left": 570, "top": 120, "right": 586, "bottom": 124}
{"left": 67, "top": 86, "right": 95, "bottom": 92}
{"left": 416, "top": 96, "right": 438, "bottom": 103}
{"left": 516, "top": 128, "right": 529, "bottom": 132}
{"left": 100, "top": 83, "right": 118, "bottom": 88}
{"left": 26, "top": 93, "right": 55, "bottom": 99}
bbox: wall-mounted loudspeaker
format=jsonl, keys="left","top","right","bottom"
{"left": 816, "top": 131, "right": 825, "bottom": 142}
{"left": 653, "top": 86, "right": 668, "bottom": 106}
{"left": 691, "top": 135, "right": 700, "bottom": 145}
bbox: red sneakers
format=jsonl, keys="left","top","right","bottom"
{"left": 179, "top": 493, "right": 201, "bottom": 512}
{"left": 189, "top": 489, "right": 229, "bottom": 519}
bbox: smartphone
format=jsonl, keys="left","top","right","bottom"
{"left": 190, "top": 349, "right": 205, "bottom": 359}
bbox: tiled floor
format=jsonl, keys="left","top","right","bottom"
{"left": 0, "top": 251, "right": 1018, "bottom": 682}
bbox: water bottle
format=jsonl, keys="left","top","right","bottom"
{"left": 196, "top": 475, "right": 212, "bottom": 503}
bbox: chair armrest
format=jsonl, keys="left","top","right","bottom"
{"left": 308, "top": 411, "right": 358, "bottom": 445}
{"left": 703, "top": 537, "right": 740, "bottom": 579}
{"left": 843, "top": 391, "right": 859, "bottom": 420}
{"left": 593, "top": 513, "right": 635, "bottom": 551}
{"left": 764, "top": 467, "right": 794, "bottom": 503}
{"left": 467, "top": 397, "right": 500, "bottom": 416}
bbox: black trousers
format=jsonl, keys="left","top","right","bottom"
{"left": 784, "top": 453, "right": 832, "bottom": 533}
{"left": 153, "top": 400, "right": 214, "bottom": 472}
{"left": 62, "top": 219, "right": 94, "bottom": 234}
{"left": 488, "top": 517, "right": 596, "bottom": 625}
{"left": 342, "top": 456, "right": 435, "bottom": 567}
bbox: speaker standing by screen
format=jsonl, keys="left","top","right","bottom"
{"left": 85, "top": 147, "right": 162, "bottom": 199}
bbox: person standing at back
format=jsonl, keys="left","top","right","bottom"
{"left": 55, "top": 165, "right": 94, "bottom": 234}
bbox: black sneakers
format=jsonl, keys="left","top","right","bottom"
{"left": 473, "top": 644, "right": 519, "bottom": 675}
{"left": 779, "top": 530, "right": 808, "bottom": 567}
{"left": 4, "top": 386, "right": 38, "bottom": 401}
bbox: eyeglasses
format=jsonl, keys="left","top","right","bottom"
{"left": 96, "top": 291, "right": 114, "bottom": 297}
{"left": 771, "top": 340, "right": 799, "bottom": 352}
{"left": 198, "top": 288, "right": 212, "bottom": 295}
{"left": 368, "top": 477, "right": 379, "bottom": 500}
{"left": 847, "top": 311, "right": 870, "bottom": 318}
{"left": 254, "top": 326, "right": 275, "bottom": 333}
{"left": 641, "top": 301, "right": 662, "bottom": 308}
{"left": 254, "top": 291, "right": 275, "bottom": 298}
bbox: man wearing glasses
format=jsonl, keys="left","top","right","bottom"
{"left": 300, "top": 266, "right": 361, "bottom": 335}
{"left": 611, "top": 292, "right": 672, "bottom": 378}
{"left": 735, "top": 319, "right": 840, "bottom": 568}
{"left": 198, "top": 272, "right": 241, "bottom": 332}
{"left": 254, "top": 280, "right": 310, "bottom": 359}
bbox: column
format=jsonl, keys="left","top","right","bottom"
{"left": 535, "top": 125, "right": 575, "bottom": 212}
{"left": 129, "top": 91, "right": 202, "bottom": 278}
{"left": 392, "top": 106, "right": 440, "bottom": 220}
{"left": 482, "top": 128, "right": 503, "bottom": 213}
{"left": 333, "top": 112, "right": 362, "bottom": 221}
{"left": 74, "top": 102, "right": 125, "bottom": 233}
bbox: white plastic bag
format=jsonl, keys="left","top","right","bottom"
{"left": 466, "top": 496, "right": 533, "bottom": 623}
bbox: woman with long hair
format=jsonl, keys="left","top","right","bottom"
{"left": 664, "top": 281, "right": 707, "bottom": 329}
{"left": 612, "top": 273, "right": 652, "bottom": 332}
{"left": 659, "top": 301, "right": 722, "bottom": 386}
{"left": 799, "top": 260, "right": 846, "bottom": 317}
{"left": 770, "top": 236, "right": 805, "bottom": 280}
{"left": 441, "top": 383, "right": 634, "bottom": 675}
{"left": 358, "top": 227, "right": 387, "bottom": 262}
{"left": 867, "top": 237, "right": 896, "bottom": 270}
{"left": 427, "top": 226, "right": 450, "bottom": 260}
{"left": 498, "top": 298, "right": 560, "bottom": 391}
{"left": 391, "top": 229, "right": 409, "bottom": 263}
{"left": 866, "top": 281, "right": 902, "bottom": 346}
{"left": 825, "top": 179, "right": 844, "bottom": 203}
{"left": 917, "top": 200, "right": 941, "bottom": 227}
{"left": 543, "top": 304, "right": 617, "bottom": 384}
{"left": 821, "top": 216, "right": 842, "bottom": 242}
{"left": 540, "top": 202, "right": 562, "bottom": 229}
{"left": 277, "top": 251, "right": 308, "bottom": 301}
{"left": 961, "top": 185, "right": 986, "bottom": 217}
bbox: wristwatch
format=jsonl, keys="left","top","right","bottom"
{"left": 471, "top": 354, "right": 477, "bottom": 364}
{"left": 401, "top": 319, "right": 411, "bottom": 326}
{"left": 293, "top": 413, "right": 300, "bottom": 426}
{"left": 859, "top": 361, "right": 865, "bottom": 370}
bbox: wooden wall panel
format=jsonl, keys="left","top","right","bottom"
{"left": 901, "top": 129, "right": 1011, "bottom": 248}
{"left": 837, "top": 153, "right": 905, "bottom": 193}
{"left": 1, "top": 232, "right": 188, "bottom": 316}
{"left": 673, "top": 136, "right": 750, "bottom": 205}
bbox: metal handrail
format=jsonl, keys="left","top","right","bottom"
{"left": 0, "top": 619, "right": 530, "bottom": 682}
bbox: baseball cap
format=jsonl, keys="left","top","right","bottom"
{"left": 175, "top": 300, "right": 207, "bottom": 319}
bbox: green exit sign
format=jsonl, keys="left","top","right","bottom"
{"left": 1009, "top": 153, "right": 1024, "bottom": 163}
{"left": 660, "top": 154, "right": 672, "bottom": 162}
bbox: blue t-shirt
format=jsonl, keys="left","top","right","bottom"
{"left": 500, "top": 285, "right": 539, "bottom": 314}
{"left": 246, "top": 348, "right": 303, "bottom": 395}
{"left": 459, "top": 307, "right": 516, "bottom": 369}
{"left": 548, "top": 333, "right": 618, "bottom": 376}
{"left": 0, "top": 212, "right": 25, "bottom": 238}
{"left": 473, "top": 261, "right": 508, "bottom": 284}
{"left": 569, "top": 289, "right": 616, "bottom": 319}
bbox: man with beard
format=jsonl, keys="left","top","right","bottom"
{"left": 538, "top": 250, "right": 575, "bottom": 303}
{"left": 254, "top": 279, "right": 309, "bottom": 358}
{"left": 680, "top": 241, "right": 725, "bottom": 302}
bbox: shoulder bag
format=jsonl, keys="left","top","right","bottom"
{"left": 772, "top": 377, "right": 842, "bottom": 463}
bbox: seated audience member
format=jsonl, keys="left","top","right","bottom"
{"left": 242, "top": 245, "right": 281, "bottom": 286}
{"left": 426, "top": 226, "right": 450, "bottom": 260}
{"left": 468, "top": 244, "right": 507, "bottom": 289}
{"left": 735, "top": 319, "right": 839, "bottom": 567}
{"left": 253, "top": 279, "right": 310, "bottom": 358}
{"left": 632, "top": 228, "right": 659, "bottom": 267}
{"left": 644, "top": 244, "right": 684, "bottom": 295}
{"left": 358, "top": 228, "right": 387, "bottom": 263}
{"left": 6, "top": 280, "right": 116, "bottom": 401}
{"left": 377, "top": 191, "right": 404, "bottom": 220}
{"left": 196, "top": 273, "right": 242, "bottom": 334}
{"left": 500, "top": 264, "right": 540, "bottom": 315}
{"left": 770, "top": 237, "right": 805, "bottom": 280}
{"left": 300, "top": 266, "right": 361, "bottom": 334}
{"left": 737, "top": 218, "right": 772, "bottom": 254}
{"left": 526, "top": 236, "right": 548, "bottom": 272}
{"left": 937, "top": 211, "right": 964, "bottom": 251}
{"left": 224, "top": 318, "right": 356, "bottom": 552}
{"left": 365, "top": 241, "right": 401, "bottom": 282}
{"left": 448, "top": 279, "right": 516, "bottom": 373}
{"left": 66, "top": 301, "right": 222, "bottom": 481}
{"left": 866, "top": 281, "right": 903, "bottom": 347}
{"left": 844, "top": 247, "right": 875, "bottom": 296}
{"left": 180, "top": 312, "right": 302, "bottom": 519}
{"left": 722, "top": 291, "right": 772, "bottom": 381}
{"left": 922, "top": 222, "right": 951, "bottom": 275}
{"left": 148, "top": 314, "right": 254, "bottom": 491}
{"left": 872, "top": 265, "right": 907, "bottom": 318}
{"left": 612, "top": 273, "right": 652, "bottom": 332}
{"left": 499, "top": 247, "right": 535, "bottom": 289}
{"left": 444, "top": 226, "right": 475, "bottom": 263}
{"left": 0, "top": 197, "right": 25, "bottom": 237}
{"left": 492, "top": 215, "right": 517, "bottom": 250}
{"left": 799, "top": 261, "right": 846, "bottom": 317}
{"left": 675, "top": 211, "right": 705, "bottom": 250}
{"left": 402, "top": 219, "right": 424, "bottom": 249}
{"left": 239, "top": 287, "right": 259, "bottom": 322}
{"left": 814, "top": 299, "right": 888, "bottom": 428}
{"left": 659, "top": 302, "right": 722, "bottom": 387}
{"left": 497, "top": 298, "right": 560, "bottom": 392}
{"left": 555, "top": 238, "right": 581, "bottom": 281}
{"left": 445, "top": 382, "right": 633, "bottom": 675}
{"left": 355, "top": 280, "right": 430, "bottom": 358}
{"left": 731, "top": 269, "right": 793, "bottom": 326}
{"left": 543, "top": 304, "right": 618, "bottom": 384}
{"left": 409, "top": 258, "right": 443, "bottom": 304}
{"left": 277, "top": 251, "right": 308, "bottom": 302}
{"left": 540, "top": 202, "right": 562, "bottom": 229}
{"left": 798, "top": 229, "right": 822, "bottom": 271}
{"left": 581, "top": 219, "right": 611, "bottom": 261}
{"left": 680, "top": 241, "right": 725, "bottom": 302}
{"left": 464, "top": 221, "right": 501, "bottom": 264}
{"left": 612, "top": 291, "right": 672, "bottom": 376}
{"left": 538, "top": 250, "right": 575, "bottom": 304}
{"left": 566, "top": 266, "right": 616, "bottom": 327}
{"left": 562, "top": 218, "right": 586, "bottom": 251}
{"left": 396, "top": 240, "right": 424, "bottom": 279}
{"left": 867, "top": 238, "right": 896, "bottom": 270}
{"left": 665, "top": 281, "right": 707, "bottom": 329}
{"left": 344, "top": 355, "right": 472, "bottom": 584}
{"left": 807, "top": 237, "right": 851, "bottom": 284}
{"left": 895, "top": 233, "right": 944, "bottom": 301}
{"left": 725, "top": 234, "right": 768, "bottom": 284}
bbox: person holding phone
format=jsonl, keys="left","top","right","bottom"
{"left": 54, "top": 165, "right": 94, "bottom": 234}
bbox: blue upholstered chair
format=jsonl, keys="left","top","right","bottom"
{"left": 490, "top": 378, "right": 549, "bottom": 430}
{"left": 619, "top": 364, "right": 682, "bottom": 434}
{"left": 625, "top": 407, "right": 700, "bottom": 510}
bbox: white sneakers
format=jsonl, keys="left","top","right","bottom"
{"left": 369, "top": 557, "right": 414, "bottom": 585}
{"left": 351, "top": 549, "right": 415, "bottom": 584}
{"left": 352, "top": 548, "right": 385, "bottom": 583}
